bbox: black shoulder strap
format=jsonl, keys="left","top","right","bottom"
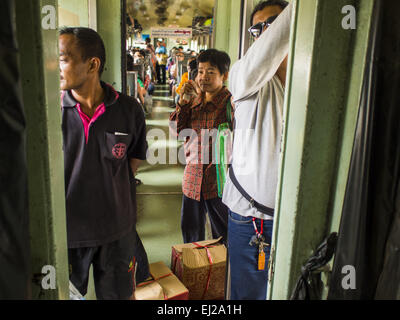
{"left": 229, "top": 167, "right": 275, "bottom": 217}
{"left": 226, "top": 98, "right": 232, "bottom": 123}
{"left": 226, "top": 97, "right": 234, "bottom": 130}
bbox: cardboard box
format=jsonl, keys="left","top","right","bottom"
{"left": 134, "top": 261, "right": 189, "bottom": 300}
{"left": 171, "top": 238, "right": 227, "bottom": 300}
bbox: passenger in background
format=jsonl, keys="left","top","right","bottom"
{"left": 155, "top": 41, "right": 167, "bottom": 84}
{"left": 170, "top": 51, "right": 185, "bottom": 107}
{"left": 155, "top": 40, "right": 166, "bottom": 54}
{"left": 169, "top": 49, "right": 232, "bottom": 244}
{"left": 175, "top": 57, "right": 197, "bottom": 105}
{"left": 136, "top": 76, "right": 147, "bottom": 108}
{"left": 222, "top": 0, "right": 291, "bottom": 300}
{"left": 190, "top": 58, "right": 199, "bottom": 82}
{"left": 148, "top": 48, "right": 158, "bottom": 80}
{"left": 160, "top": 39, "right": 167, "bottom": 49}
{"left": 145, "top": 37, "right": 155, "bottom": 54}
{"left": 134, "top": 50, "right": 152, "bottom": 96}
{"left": 128, "top": 50, "right": 151, "bottom": 187}
{"left": 138, "top": 50, "right": 155, "bottom": 116}
{"left": 127, "top": 50, "right": 147, "bottom": 113}
{"left": 156, "top": 51, "right": 168, "bottom": 85}
{"left": 168, "top": 46, "right": 178, "bottom": 60}
{"left": 133, "top": 49, "right": 146, "bottom": 64}
{"left": 127, "top": 53, "right": 134, "bottom": 71}
{"left": 167, "top": 47, "right": 178, "bottom": 96}
{"left": 169, "top": 65, "right": 177, "bottom": 106}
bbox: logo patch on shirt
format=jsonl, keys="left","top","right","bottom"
{"left": 112, "top": 143, "right": 127, "bottom": 159}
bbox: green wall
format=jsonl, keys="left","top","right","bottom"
{"left": 58, "top": 0, "right": 89, "bottom": 27}
{"left": 57, "top": 0, "right": 122, "bottom": 91}
{"left": 97, "top": 0, "right": 122, "bottom": 91}
{"left": 213, "top": 0, "right": 243, "bottom": 65}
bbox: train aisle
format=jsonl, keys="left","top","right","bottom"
{"left": 135, "top": 84, "right": 184, "bottom": 268}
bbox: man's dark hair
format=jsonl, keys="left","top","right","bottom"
{"left": 138, "top": 49, "right": 147, "bottom": 58}
{"left": 191, "top": 68, "right": 198, "bottom": 81}
{"left": 188, "top": 58, "right": 198, "bottom": 80}
{"left": 197, "top": 49, "right": 231, "bottom": 75}
{"left": 59, "top": 27, "right": 106, "bottom": 76}
{"left": 127, "top": 54, "right": 134, "bottom": 71}
{"left": 250, "top": 0, "right": 289, "bottom": 25}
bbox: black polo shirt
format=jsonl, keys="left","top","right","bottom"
{"left": 62, "top": 82, "right": 147, "bottom": 248}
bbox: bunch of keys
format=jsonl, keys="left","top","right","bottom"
{"left": 249, "top": 234, "right": 269, "bottom": 271}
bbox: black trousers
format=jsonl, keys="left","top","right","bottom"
{"left": 68, "top": 227, "right": 149, "bottom": 300}
{"left": 156, "top": 63, "right": 166, "bottom": 84}
{"left": 181, "top": 194, "right": 229, "bottom": 244}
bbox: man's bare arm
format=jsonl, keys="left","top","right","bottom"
{"left": 129, "top": 158, "right": 142, "bottom": 176}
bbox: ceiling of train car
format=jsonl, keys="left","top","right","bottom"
{"left": 127, "top": 0, "right": 215, "bottom": 31}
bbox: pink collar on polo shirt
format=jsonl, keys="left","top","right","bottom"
{"left": 75, "top": 103, "right": 106, "bottom": 144}
{"left": 73, "top": 84, "right": 120, "bottom": 144}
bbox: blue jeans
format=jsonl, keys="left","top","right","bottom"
{"left": 228, "top": 210, "right": 273, "bottom": 300}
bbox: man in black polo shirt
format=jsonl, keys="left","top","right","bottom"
{"left": 59, "top": 27, "right": 147, "bottom": 299}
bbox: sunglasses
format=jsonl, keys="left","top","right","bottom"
{"left": 248, "top": 15, "right": 278, "bottom": 38}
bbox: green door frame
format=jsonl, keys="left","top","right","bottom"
{"left": 15, "top": 0, "right": 69, "bottom": 299}
{"left": 15, "top": 0, "right": 125, "bottom": 300}
{"left": 269, "top": 0, "right": 376, "bottom": 299}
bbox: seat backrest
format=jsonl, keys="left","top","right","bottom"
{"left": 126, "top": 71, "right": 138, "bottom": 98}
{"left": 132, "top": 63, "right": 144, "bottom": 82}
{"left": 177, "top": 61, "right": 188, "bottom": 84}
